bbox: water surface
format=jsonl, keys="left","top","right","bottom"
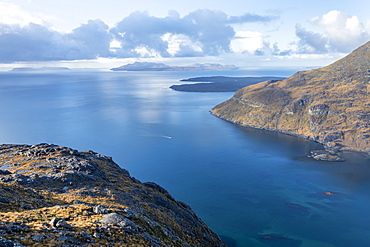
{"left": 0, "top": 70, "right": 369, "bottom": 247}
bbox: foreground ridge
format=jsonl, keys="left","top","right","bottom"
{"left": 212, "top": 41, "right": 370, "bottom": 153}
{"left": 0, "top": 143, "right": 225, "bottom": 247}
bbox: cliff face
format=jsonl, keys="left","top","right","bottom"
{"left": 0, "top": 143, "right": 225, "bottom": 247}
{"left": 212, "top": 41, "right": 370, "bottom": 153}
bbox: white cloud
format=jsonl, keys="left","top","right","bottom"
{"left": 0, "top": 2, "right": 57, "bottom": 29}
{"left": 0, "top": 6, "right": 281, "bottom": 62}
{"left": 231, "top": 31, "right": 264, "bottom": 53}
{"left": 297, "top": 10, "right": 370, "bottom": 53}
{"left": 162, "top": 33, "right": 202, "bottom": 56}
{"left": 0, "top": 2, "right": 39, "bottom": 26}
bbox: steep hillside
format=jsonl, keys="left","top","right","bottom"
{"left": 212, "top": 41, "right": 370, "bottom": 153}
{"left": 0, "top": 143, "right": 225, "bottom": 247}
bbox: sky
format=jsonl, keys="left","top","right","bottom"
{"left": 0, "top": 0, "right": 370, "bottom": 70}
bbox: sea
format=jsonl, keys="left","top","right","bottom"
{"left": 0, "top": 69, "right": 369, "bottom": 247}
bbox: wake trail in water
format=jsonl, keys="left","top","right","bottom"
{"left": 138, "top": 126, "right": 172, "bottom": 139}
{"left": 141, "top": 134, "right": 172, "bottom": 139}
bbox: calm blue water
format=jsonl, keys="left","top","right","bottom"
{"left": 0, "top": 70, "right": 369, "bottom": 247}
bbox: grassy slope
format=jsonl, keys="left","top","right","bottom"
{"left": 212, "top": 42, "right": 370, "bottom": 153}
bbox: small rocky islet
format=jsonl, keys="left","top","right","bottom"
{"left": 0, "top": 143, "right": 225, "bottom": 247}
{"left": 308, "top": 150, "right": 345, "bottom": 162}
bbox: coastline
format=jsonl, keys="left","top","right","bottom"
{"left": 210, "top": 111, "right": 370, "bottom": 157}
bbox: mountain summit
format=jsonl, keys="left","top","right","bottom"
{"left": 212, "top": 41, "right": 370, "bottom": 153}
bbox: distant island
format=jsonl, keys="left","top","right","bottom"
{"left": 10, "top": 67, "right": 70, "bottom": 72}
{"left": 111, "top": 62, "right": 237, "bottom": 71}
{"left": 170, "top": 76, "right": 285, "bottom": 92}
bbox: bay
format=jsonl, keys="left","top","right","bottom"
{"left": 0, "top": 69, "right": 369, "bottom": 247}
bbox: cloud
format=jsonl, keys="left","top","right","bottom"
{"left": 0, "top": 2, "right": 44, "bottom": 26}
{"left": 111, "top": 9, "right": 236, "bottom": 57}
{"left": 295, "top": 23, "right": 329, "bottom": 53}
{"left": 0, "top": 23, "right": 57, "bottom": 62}
{"left": 227, "top": 13, "right": 278, "bottom": 24}
{"left": 296, "top": 10, "right": 370, "bottom": 53}
{"left": 110, "top": 9, "right": 277, "bottom": 58}
{"left": 0, "top": 19, "right": 111, "bottom": 62}
{"left": 231, "top": 31, "right": 292, "bottom": 57}
{"left": 231, "top": 31, "right": 264, "bottom": 53}
{"left": 0, "top": 8, "right": 278, "bottom": 62}
{"left": 182, "top": 9, "right": 235, "bottom": 56}
{"left": 110, "top": 11, "right": 173, "bottom": 57}
{"left": 65, "top": 19, "right": 111, "bottom": 59}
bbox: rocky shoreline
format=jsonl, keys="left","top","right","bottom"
{"left": 0, "top": 143, "right": 225, "bottom": 246}
{"left": 211, "top": 112, "right": 361, "bottom": 161}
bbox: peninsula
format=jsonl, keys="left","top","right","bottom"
{"left": 0, "top": 143, "right": 225, "bottom": 246}
{"left": 170, "top": 76, "right": 285, "bottom": 92}
{"left": 211, "top": 41, "right": 370, "bottom": 153}
{"left": 111, "top": 62, "right": 237, "bottom": 71}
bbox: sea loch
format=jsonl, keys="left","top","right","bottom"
{"left": 0, "top": 70, "right": 369, "bottom": 247}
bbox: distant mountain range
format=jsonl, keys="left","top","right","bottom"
{"left": 212, "top": 41, "right": 370, "bottom": 153}
{"left": 111, "top": 62, "right": 237, "bottom": 71}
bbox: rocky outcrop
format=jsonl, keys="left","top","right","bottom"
{"left": 308, "top": 150, "right": 345, "bottom": 162}
{"left": 0, "top": 143, "right": 225, "bottom": 246}
{"left": 211, "top": 41, "right": 370, "bottom": 153}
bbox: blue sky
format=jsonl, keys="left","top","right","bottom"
{"left": 0, "top": 0, "right": 369, "bottom": 69}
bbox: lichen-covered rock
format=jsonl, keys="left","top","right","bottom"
{"left": 0, "top": 144, "right": 225, "bottom": 246}
{"left": 99, "top": 213, "right": 138, "bottom": 229}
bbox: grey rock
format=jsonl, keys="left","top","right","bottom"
{"left": 0, "top": 237, "right": 25, "bottom": 247}
{"left": 20, "top": 204, "right": 32, "bottom": 210}
{"left": 8, "top": 223, "right": 25, "bottom": 232}
{"left": 49, "top": 217, "right": 73, "bottom": 229}
{"left": 56, "top": 219, "right": 73, "bottom": 229}
{"left": 32, "top": 234, "right": 44, "bottom": 242}
{"left": 80, "top": 231, "right": 92, "bottom": 240}
{"left": 309, "top": 150, "right": 345, "bottom": 162}
{"left": 99, "top": 213, "right": 126, "bottom": 225}
{"left": 0, "top": 197, "right": 10, "bottom": 203}
{"left": 49, "top": 217, "right": 62, "bottom": 227}
{"left": 0, "top": 170, "right": 12, "bottom": 175}
{"left": 99, "top": 213, "right": 138, "bottom": 229}
{"left": 56, "top": 236, "right": 69, "bottom": 242}
{"left": 93, "top": 205, "right": 108, "bottom": 214}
